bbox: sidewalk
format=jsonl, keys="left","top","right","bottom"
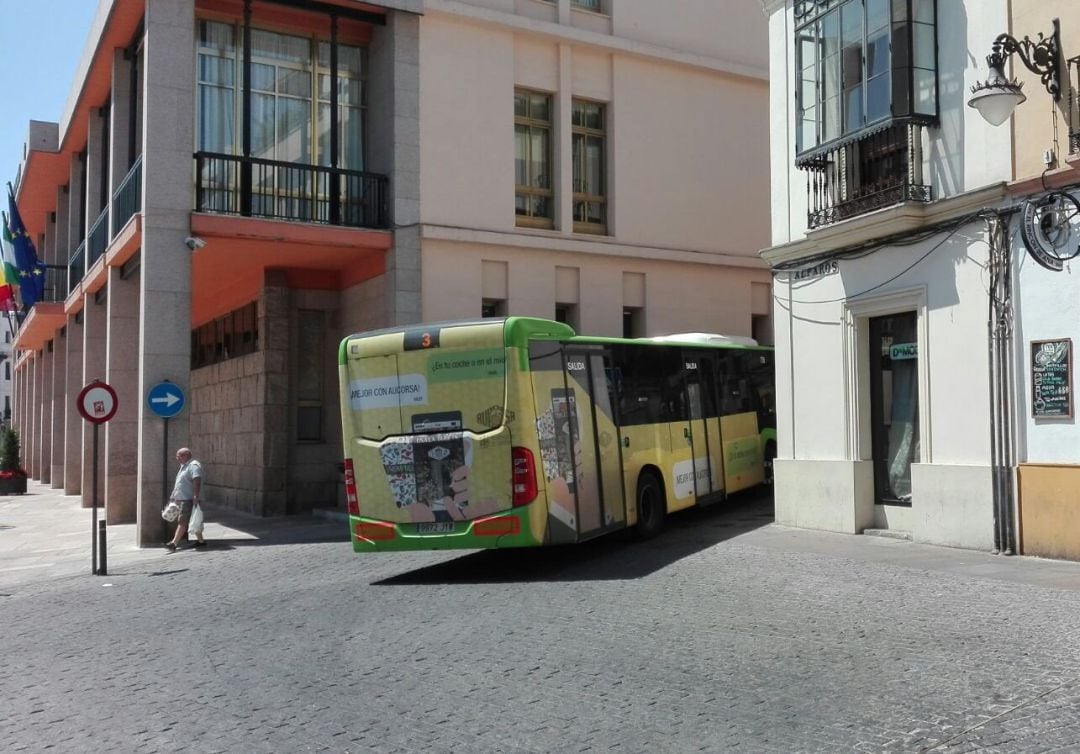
{"left": 0, "top": 480, "right": 349, "bottom": 590}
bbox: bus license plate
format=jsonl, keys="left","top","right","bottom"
{"left": 416, "top": 522, "right": 454, "bottom": 534}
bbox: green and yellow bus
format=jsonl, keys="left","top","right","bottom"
{"left": 338, "top": 317, "right": 775, "bottom": 552}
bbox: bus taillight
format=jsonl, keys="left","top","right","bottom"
{"left": 356, "top": 521, "right": 396, "bottom": 541}
{"left": 511, "top": 447, "right": 537, "bottom": 506}
{"left": 344, "top": 459, "right": 360, "bottom": 516}
{"left": 473, "top": 515, "right": 521, "bottom": 537}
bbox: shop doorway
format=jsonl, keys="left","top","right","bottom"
{"left": 868, "top": 312, "right": 919, "bottom": 506}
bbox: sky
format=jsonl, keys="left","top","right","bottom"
{"left": 1, "top": 1, "right": 98, "bottom": 191}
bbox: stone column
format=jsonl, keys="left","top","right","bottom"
{"left": 17, "top": 358, "right": 27, "bottom": 441}
{"left": 85, "top": 107, "right": 106, "bottom": 235}
{"left": 109, "top": 48, "right": 133, "bottom": 239}
{"left": 370, "top": 12, "right": 421, "bottom": 327}
{"left": 105, "top": 265, "right": 140, "bottom": 523}
{"left": 43, "top": 213, "right": 56, "bottom": 268}
{"left": 64, "top": 312, "right": 84, "bottom": 495}
{"left": 50, "top": 327, "right": 66, "bottom": 487}
{"left": 12, "top": 359, "right": 21, "bottom": 438}
{"left": 26, "top": 354, "right": 38, "bottom": 477}
{"left": 55, "top": 187, "right": 70, "bottom": 272}
{"left": 261, "top": 278, "right": 290, "bottom": 516}
{"left": 136, "top": 0, "right": 195, "bottom": 546}
{"left": 81, "top": 293, "right": 107, "bottom": 507}
{"left": 68, "top": 156, "right": 85, "bottom": 257}
{"left": 38, "top": 344, "right": 53, "bottom": 484}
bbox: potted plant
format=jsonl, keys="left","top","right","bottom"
{"left": 0, "top": 427, "right": 27, "bottom": 495}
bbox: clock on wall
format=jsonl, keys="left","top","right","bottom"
{"left": 1020, "top": 192, "right": 1080, "bottom": 272}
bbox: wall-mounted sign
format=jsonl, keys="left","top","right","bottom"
{"left": 791, "top": 259, "right": 839, "bottom": 281}
{"left": 1031, "top": 338, "right": 1072, "bottom": 418}
{"left": 889, "top": 342, "right": 918, "bottom": 361}
{"left": 1021, "top": 193, "right": 1080, "bottom": 272}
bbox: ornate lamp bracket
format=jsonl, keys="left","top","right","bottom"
{"left": 990, "top": 17, "right": 1062, "bottom": 100}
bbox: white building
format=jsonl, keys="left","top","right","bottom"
{"left": 763, "top": 0, "right": 1080, "bottom": 556}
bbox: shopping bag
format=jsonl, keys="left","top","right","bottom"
{"left": 162, "top": 501, "right": 181, "bottom": 522}
{"left": 189, "top": 503, "right": 204, "bottom": 534}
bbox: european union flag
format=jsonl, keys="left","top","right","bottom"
{"left": 6, "top": 186, "right": 46, "bottom": 309}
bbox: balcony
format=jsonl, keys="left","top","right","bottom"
{"left": 86, "top": 206, "right": 109, "bottom": 271}
{"left": 111, "top": 155, "right": 142, "bottom": 236}
{"left": 798, "top": 124, "right": 931, "bottom": 230}
{"left": 194, "top": 152, "right": 389, "bottom": 230}
{"left": 68, "top": 241, "right": 85, "bottom": 295}
{"left": 10, "top": 264, "right": 69, "bottom": 350}
{"left": 41, "top": 264, "right": 69, "bottom": 304}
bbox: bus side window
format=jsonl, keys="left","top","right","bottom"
{"left": 747, "top": 351, "right": 776, "bottom": 421}
{"left": 616, "top": 347, "right": 678, "bottom": 426}
{"left": 719, "top": 351, "right": 752, "bottom": 415}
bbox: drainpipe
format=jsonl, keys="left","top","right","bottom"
{"left": 987, "top": 214, "right": 1016, "bottom": 555}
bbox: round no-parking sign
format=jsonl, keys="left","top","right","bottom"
{"left": 77, "top": 381, "right": 118, "bottom": 424}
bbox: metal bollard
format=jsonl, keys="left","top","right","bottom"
{"left": 97, "top": 519, "right": 108, "bottom": 576}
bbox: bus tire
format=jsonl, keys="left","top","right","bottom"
{"left": 635, "top": 472, "right": 666, "bottom": 540}
{"left": 763, "top": 441, "right": 777, "bottom": 486}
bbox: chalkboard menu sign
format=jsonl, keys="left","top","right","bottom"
{"left": 1031, "top": 339, "right": 1073, "bottom": 418}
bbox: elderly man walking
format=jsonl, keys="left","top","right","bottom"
{"left": 165, "top": 447, "right": 205, "bottom": 551}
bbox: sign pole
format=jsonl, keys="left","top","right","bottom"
{"left": 91, "top": 423, "right": 98, "bottom": 575}
{"left": 76, "top": 380, "right": 118, "bottom": 577}
{"left": 146, "top": 380, "right": 186, "bottom": 530}
{"left": 92, "top": 422, "right": 104, "bottom": 575}
{"left": 162, "top": 417, "right": 169, "bottom": 514}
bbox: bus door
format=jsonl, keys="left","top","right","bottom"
{"left": 561, "top": 349, "right": 625, "bottom": 540}
{"left": 683, "top": 351, "right": 725, "bottom": 504}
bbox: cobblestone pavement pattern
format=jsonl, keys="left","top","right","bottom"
{"left": 4, "top": 488, "right": 1080, "bottom": 753}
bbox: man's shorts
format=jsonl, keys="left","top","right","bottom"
{"left": 177, "top": 500, "right": 194, "bottom": 523}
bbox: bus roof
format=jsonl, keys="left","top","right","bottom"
{"left": 339, "top": 317, "right": 770, "bottom": 364}
{"left": 647, "top": 332, "right": 760, "bottom": 347}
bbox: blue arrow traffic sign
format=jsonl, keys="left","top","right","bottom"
{"left": 147, "top": 381, "right": 186, "bottom": 419}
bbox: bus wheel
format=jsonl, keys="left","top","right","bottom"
{"left": 763, "top": 441, "right": 777, "bottom": 486}
{"left": 635, "top": 472, "right": 666, "bottom": 539}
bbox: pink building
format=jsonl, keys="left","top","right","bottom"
{"left": 11, "top": 0, "right": 770, "bottom": 546}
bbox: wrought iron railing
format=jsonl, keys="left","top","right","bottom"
{"left": 1069, "top": 56, "right": 1080, "bottom": 155}
{"left": 194, "top": 152, "right": 389, "bottom": 229}
{"left": 798, "top": 123, "right": 931, "bottom": 230}
{"left": 86, "top": 206, "right": 109, "bottom": 270}
{"left": 41, "top": 264, "right": 69, "bottom": 303}
{"left": 68, "top": 241, "right": 85, "bottom": 294}
{"left": 111, "top": 155, "right": 142, "bottom": 236}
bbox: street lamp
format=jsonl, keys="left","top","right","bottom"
{"left": 968, "top": 18, "right": 1062, "bottom": 127}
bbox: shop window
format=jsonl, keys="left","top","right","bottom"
{"left": 191, "top": 301, "right": 259, "bottom": 369}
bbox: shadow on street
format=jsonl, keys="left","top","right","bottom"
{"left": 374, "top": 487, "right": 774, "bottom": 585}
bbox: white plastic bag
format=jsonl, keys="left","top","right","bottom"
{"left": 189, "top": 503, "right": 205, "bottom": 534}
{"left": 162, "top": 501, "right": 181, "bottom": 523}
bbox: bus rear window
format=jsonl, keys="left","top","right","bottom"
{"left": 346, "top": 346, "right": 508, "bottom": 440}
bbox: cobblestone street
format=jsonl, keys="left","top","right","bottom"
{"left": 4, "top": 490, "right": 1080, "bottom": 753}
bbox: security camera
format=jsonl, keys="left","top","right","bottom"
{"left": 185, "top": 236, "right": 206, "bottom": 250}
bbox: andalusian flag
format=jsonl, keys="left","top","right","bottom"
{"left": 0, "top": 219, "right": 17, "bottom": 312}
